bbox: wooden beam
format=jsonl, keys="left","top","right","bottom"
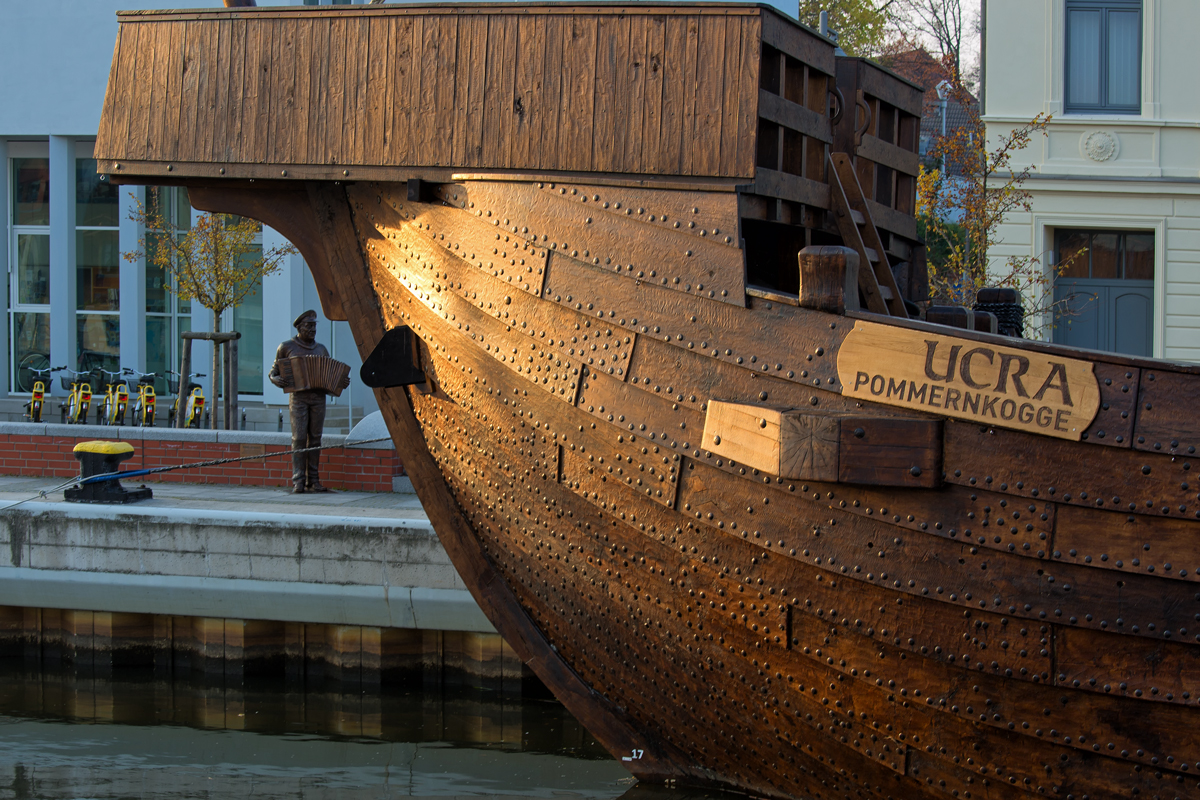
{"left": 701, "top": 399, "right": 942, "bottom": 487}
{"left": 757, "top": 90, "right": 833, "bottom": 143}
{"left": 751, "top": 167, "right": 831, "bottom": 209}
{"left": 858, "top": 133, "right": 920, "bottom": 177}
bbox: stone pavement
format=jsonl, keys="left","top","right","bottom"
{"left": 0, "top": 473, "right": 428, "bottom": 522}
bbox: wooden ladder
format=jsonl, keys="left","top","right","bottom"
{"left": 827, "top": 152, "right": 909, "bottom": 318}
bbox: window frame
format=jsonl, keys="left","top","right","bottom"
{"left": 1054, "top": 227, "right": 1155, "bottom": 281}
{"left": 1064, "top": 0, "right": 1143, "bottom": 116}
{"left": 8, "top": 152, "right": 53, "bottom": 394}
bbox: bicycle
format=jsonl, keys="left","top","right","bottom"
{"left": 95, "top": 368, "right": 129, "bottom": 426}
{"left": 16, "top": 352, "right": 50, "bottom": 394}
{"left": 59, "top": 369, "right": 94, "bottom": 425}
{"left": 124, "top": 368, "right": 158, "bottom": 427}
{"left": 23, "top": 365, "right": 61, "bottom": 423}
{"left": 166, "top": 370, "right": 206, "bottom": 429}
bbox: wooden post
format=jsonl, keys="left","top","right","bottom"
{"left": 182, "top": 331, "right": 241, "bottom": 429}
{"left": 229, "top": 335, "right": 239, "bottom": 431}
{"left": 177, "top": 337, "right": 192, "bottom": 429}
{"left": 797, "top": 246, "right": 860, "bottom": 314}
{"left": 222, "top": 339, "right": 232, "bottom": 430}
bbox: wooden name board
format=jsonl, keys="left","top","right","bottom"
{"left": 835, "top": 322, "right": 1100, "bottom": 441}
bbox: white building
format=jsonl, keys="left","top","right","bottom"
{"left": 1, "top": 0, "right": 378, "bottom": 424}
{"left": 983, "top": 0, "right": 1200, "bottom": 361}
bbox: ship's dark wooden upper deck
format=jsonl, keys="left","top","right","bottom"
{"left": 95, "top": 2, "right": 929, "bottom": 313}
{"left": 95, "top": 2, "right": 837, "bottom": 183}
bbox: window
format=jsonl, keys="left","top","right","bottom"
{"left": 233, "top": 249, "right": 265, "bottom": 396}
{"left": 1065, "top": 0, "right": 1141, "bottom": 114}
{"left": 76, "top": 158, "right": 121, "bottom": 377}
{"left": 144, "top": 186, "right": 193, "bottom": 395}
{"left": 1056, "top": 229, "right": 1153, "bottom": 280}
{"left": 10, "top": 158, "right": 51, "bottom": 393}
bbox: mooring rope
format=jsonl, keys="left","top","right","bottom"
{"left": 77, "top": 436, "right": 393, "bottom": 485}
{"left": 0, "top": 478, "right": 90, "bottom": 513}
{"left": 0, "top": 436, "right": 394, "bottom": 513}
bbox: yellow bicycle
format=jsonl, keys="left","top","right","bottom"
{"left": 96, "top": 368, "right": 129, "bottom": 426}
{"left": 60, "top": 368, "right": 93, "bottom": 425}
{"left": 124, "top": 368, "right": 158, "bottom": 427}
{"left": 167, "top": 370, "right": 206, "bottom": 428}
{"left": 23, "top": 365, "right": 58, "bottom": 423}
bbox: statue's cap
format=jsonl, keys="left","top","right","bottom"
{"left": 293, "top": 309, "right": 318, "bottom": 327}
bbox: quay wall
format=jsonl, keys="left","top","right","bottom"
{"left": 0, "top": 422, "right": 404, "bottom": 493}
{"left": 0, "top": 502, "right": 517, "bottom": 687}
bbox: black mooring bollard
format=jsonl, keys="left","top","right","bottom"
{"left": 64, "top": 441, "right": 153, "bottom": 504}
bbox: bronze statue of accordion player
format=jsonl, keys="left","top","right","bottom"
{"left": 268, "top": 310, "right": 351, "bottom": 494}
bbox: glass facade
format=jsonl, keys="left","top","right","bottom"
{"left": 16, "top": 234, "right": 50, "bottom": 306}
{"left": 10, "top": 159, "right": 51, "bottom": 392}
{"left": 7, "top": 151, "right": 271, "bottom": 400}
{"left": 75, "top": 158, "right": 119, "bottom": 379}
{"left": 76, "top": 314, "right": 120, "bottom": 374}
{"left": 75, "top": 158, "right": 118, "bottom": 227}
{"left": 144, "top": 186, "right": 193, "bottom": 393}
{"left": 76, "top": 230, "right": 120, "bottom": 310}
{"left": 233, "top": 246, "right": 265, "bottom": 395}
{"left": 12, "top": 313, "right": 50, "bottom": 393}
{"left": 12, "top": 158, "right": 50, "bottom": 226}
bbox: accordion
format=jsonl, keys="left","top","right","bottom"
{"left": 278, "top": 355, "right": 351, "bottom": 397}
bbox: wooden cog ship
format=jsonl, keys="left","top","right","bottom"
{"left": 97, "top": 3, "right": 1200, "bottom": 799}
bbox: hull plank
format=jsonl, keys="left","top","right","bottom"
{"left": 1080, "top": 361, "right": 1140, "bottom": 447}
{"left": 1055, "top": 503, "right": 1200, "bottom": 585}
{"left": 678, "top": 457, "right": 1200, "bottom": 645}
{"left": 446, "top": 180, "right": 747, "bottom": 307}
{"left": 1135, "top": 367, "right": 1200, "bottom": 454}
{"left": 945, "top": 421, "right": 1198, "bottom": 522}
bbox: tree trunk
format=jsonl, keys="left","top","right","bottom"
{"left": 212, "top": 309, "right": 221, "bottom": 430}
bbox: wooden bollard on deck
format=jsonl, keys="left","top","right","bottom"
{"left": 797, "top": 246, "right": 860, "bottom": 314}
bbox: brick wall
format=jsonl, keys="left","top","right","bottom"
{"left": 0, "top": 432, "right": 402, "bottom": 492}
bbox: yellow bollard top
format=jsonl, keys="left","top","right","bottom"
{"left": 73, "top": 441, "right": 135, "bottom": 455}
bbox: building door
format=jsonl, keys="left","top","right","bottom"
{"left": 1053, "top": 229, "right": 1153, "bottom": 357}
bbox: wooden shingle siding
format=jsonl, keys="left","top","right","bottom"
{"left": 95, "top": 5, "right": 803, "bottom": 181}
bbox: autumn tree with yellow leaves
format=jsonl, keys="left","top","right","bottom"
{"left": 123, "top": 191, "right": 296, "bottom": 409}
{"left": 917, "top": 75, "right": 1079, "bottom": 337}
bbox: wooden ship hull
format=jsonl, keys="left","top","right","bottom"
{"left": 97, "top": 5, "right": 1200, "bottom": 798}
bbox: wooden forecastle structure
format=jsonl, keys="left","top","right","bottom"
{"left": 97, "top": 4, "right": 1200, "bottom": 799}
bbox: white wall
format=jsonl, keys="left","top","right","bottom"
{"left": 983, "top": 0, "right": 1200, "bottom": 361}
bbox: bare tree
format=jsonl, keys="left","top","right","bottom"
{"left": 894, "top": 0, "right": 968, "bottom": 75}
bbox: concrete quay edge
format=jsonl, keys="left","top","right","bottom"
{"left": 5, "top": 500, "right": 435, "bottom": 532}
{"left": 0, "top": 421, "right": 396, "bottom": 450}
{"left": 0, "top": 566, "right": 495, "bottom": 633}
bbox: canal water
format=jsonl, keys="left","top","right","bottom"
{"left": 0, "top": 662, "right": 745, "bottom": 800}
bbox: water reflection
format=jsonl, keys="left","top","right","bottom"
{"left": 0, "top": 662, "right": 627, "bottom": 799}
{"left": 0, "top": 663, "right": 757, "bottom": 800}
